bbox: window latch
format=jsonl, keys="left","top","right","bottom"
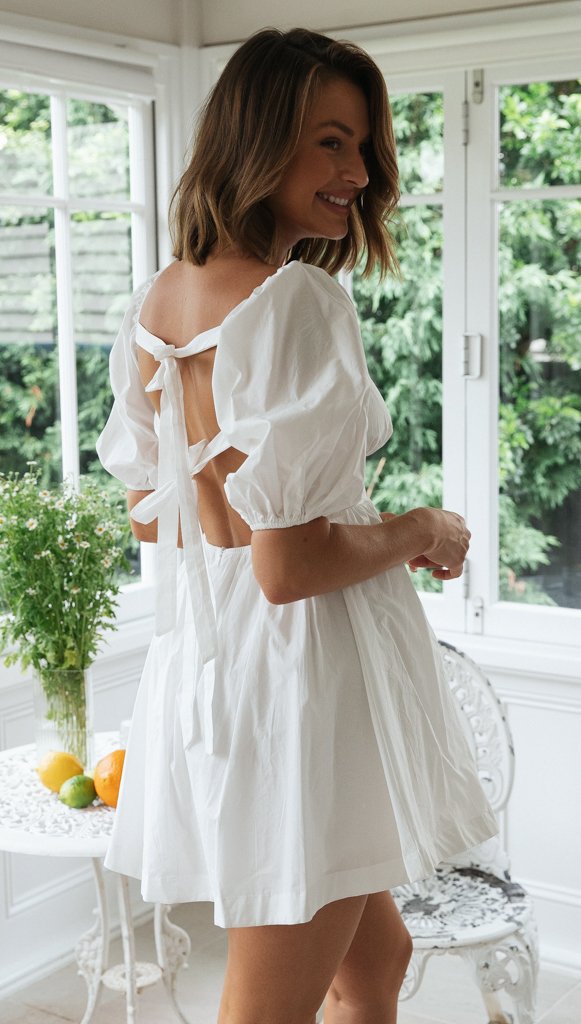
{"left": 462, "top": 333, "right": 483, "bottom": 380}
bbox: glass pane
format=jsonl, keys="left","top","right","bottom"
{"left": 499, "top": 79, "right": 581, "bottom": 188}
{"left": 0, "top": 206, "right": 61, "bottom": 483}
{"left": 498, "top": 199, "right": 581, "bottom": 608}
{"left": 71, "top": 211, "right": 138, "bottom": 577}
{"left": 390, "top": 92, "right": 443, "bottom": 195}
{"left": 354, "top": 205, "right": 443, "bottom": 594}
{"left": 67, "top": 99, "right": 130, "bottom": 201}
{"left": 0, "top": 89, "right": 52, "bottom": 195}
{"left": 72, "top": 211, "right": 132, "bottom": 477}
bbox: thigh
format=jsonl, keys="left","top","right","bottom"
{"left": 218, "top": 894, "right": 368, "bottom": 1024}
{"left": 328, "top": 890, "right": 412, "bottom": 1006}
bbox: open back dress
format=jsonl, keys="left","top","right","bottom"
{"left": 96, "top": 260, "right": 499, "bottom": 929}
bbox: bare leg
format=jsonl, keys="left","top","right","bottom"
{"left": 324, "top": 891, "right": 413, "bottom": 1024}
{"left": 217, "top": 894, "right": 368, "bottom": 1024}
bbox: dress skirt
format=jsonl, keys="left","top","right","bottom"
{"left": 104, "top": 496, "right": 498, "bottom": 928}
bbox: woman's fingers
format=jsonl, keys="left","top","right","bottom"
{"left": 431, "top": 565, "right": 464, "bottom": 580}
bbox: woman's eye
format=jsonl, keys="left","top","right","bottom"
{"left": 321, "top": 138, "right": 341, "bottom": 151}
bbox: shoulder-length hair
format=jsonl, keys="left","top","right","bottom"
{"left": 170, "top": 27, "right": 400, "bottom": 279}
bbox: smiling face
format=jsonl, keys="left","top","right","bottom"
{"left": 266, "top": 76, "right": 371, "bottom": 261}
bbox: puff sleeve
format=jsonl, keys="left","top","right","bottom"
{"left": 213, "top": 262, "right": 391, "bottom": 531}
{"left": 96, "top": 276, "right": 160, "bottom": 490}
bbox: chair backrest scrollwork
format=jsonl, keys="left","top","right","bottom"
{"left": 438, "top": 641, "right": 515, "bottom": 813}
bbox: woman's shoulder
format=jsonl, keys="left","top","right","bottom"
{"left": 235, "top": 260, "right": 355, "bottom": 325}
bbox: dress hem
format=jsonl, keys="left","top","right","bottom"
{"left": 104, "top": 809, "right": 499, "bottom": 929}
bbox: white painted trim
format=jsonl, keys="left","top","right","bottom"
{"left": 344, "top": 3, "right": 581, "bottom": 55}
{"left": 438, "top": 629, "right": 581, "bottom": 686}
{"left": 51, "top": 93, "right": 80, "bottom": 488}
{"left": 0, "top": 10, "right": 178, "bottom": 64}
{"left": 6, "top": 860, "right": 91, "bottom": 918}
{"left": 521, "top": 877, "right": 581, "bottom": 909}
{"left": 0, "top": 897, "right": 153, "bottom": 1001}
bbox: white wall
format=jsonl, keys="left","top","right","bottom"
{"left": 0, "top": 0, "right": 184, "bottom": 44}
{"left": 201, "top": 0, "right": 567, "bottom": 43}
{"left": 0, "top": 0, "right": 570, "bottom": 45}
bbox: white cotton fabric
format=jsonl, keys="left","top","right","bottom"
{"left": 97, "top": 260, "right": 499, "bottom": 929}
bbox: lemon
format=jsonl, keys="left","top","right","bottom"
{"left": 37, "top": 751, "right": 84, "bottom": 793}
{"left": 59, "top": 774, "right": 97, "bottom": 809}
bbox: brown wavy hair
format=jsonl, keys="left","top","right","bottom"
{"left": 170, "top": 27, "right": 400, "bottom": 279}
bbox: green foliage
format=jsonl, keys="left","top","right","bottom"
{"left": 499, "top": 80, "right": 581, "bottom": 187}
{"left": 0, "top": 467, "right": 131, "bottom": 674}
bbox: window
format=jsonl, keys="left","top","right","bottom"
{"left": 0, "top": 77, "right": 156, "bottom": 590}
{"left": 354, "top": 91, "right": 444, "bottom": 599}
{"left": 347, "top": 49, "right": 580, "bottom": 648}
{"left": 466, "top": 58, "right": 581, "bottom": 645}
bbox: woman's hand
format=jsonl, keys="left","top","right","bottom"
{"left": 379, "top": 509, "right": 470, "bottom": 580}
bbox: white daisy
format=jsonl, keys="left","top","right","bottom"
{"left": 25, "top": 518, "right": 38, "bottom": 530}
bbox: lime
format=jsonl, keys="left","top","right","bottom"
{"left": 37, "top": 751, "right": 84, "bottom": 793}
{"left": 58, "top": 774, "right": 97, "bottom": 809}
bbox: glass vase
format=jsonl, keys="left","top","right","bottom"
{"left": 33, "top": 666, "right": 94, "bottom": 769}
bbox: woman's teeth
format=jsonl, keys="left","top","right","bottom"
{"left": 317, "top": 192, "right": 350, "bottom": 207}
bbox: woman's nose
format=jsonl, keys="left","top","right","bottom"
{"left": 342, "top": 149, "right": 369, "bottom": 189}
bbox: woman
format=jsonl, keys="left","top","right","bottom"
{"left": 97, "top": 27, "right": 498, "bottom": 1024}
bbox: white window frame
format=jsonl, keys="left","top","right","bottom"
{"left": 0, "top": 14, "right": 185, "bottom": 651}
{"left": 354, "top": 2, "right": 581, "bottom": 666}
{"left": 465, "top": 53, "right": 581, "bottom": 647}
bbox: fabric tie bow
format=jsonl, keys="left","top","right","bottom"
{"left": 130, "top": 336, "right": 231, "bottom": 669}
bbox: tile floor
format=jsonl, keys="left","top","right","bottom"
{"left": 0, "top": 900, "right": 580, "bottom": 1023}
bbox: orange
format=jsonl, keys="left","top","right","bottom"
{"left": 93, "top": 749, "right": 125, "bottom": 808}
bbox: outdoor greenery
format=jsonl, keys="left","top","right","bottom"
{"left": 1, "top": 82, "right": 580, "bottom": 608}
{"left": 356, "top": 84, "right": 580, "bottom": 605}
{"left": 0, "top": 90, "right": 139, "bottom": 571}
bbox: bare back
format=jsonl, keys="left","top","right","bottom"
{"left": 135, "top": 255, "right": 278, "bottom": 549}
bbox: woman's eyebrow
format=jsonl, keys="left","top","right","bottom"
{"left": 315, "top": 119, "right": 371, "bottom": 142}
{"left": 316, "top": 119, "right": 354, "bottom": 136}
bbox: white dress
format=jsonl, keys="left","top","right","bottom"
{"left": 96, "top": 260, "right": 499, "bottom": 929}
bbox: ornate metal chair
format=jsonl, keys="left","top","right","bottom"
{"left": 391, "top": 640, "right": 539, "bottom": 1024}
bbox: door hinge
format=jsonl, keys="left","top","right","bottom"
{"left": 462, "top": 99, "right": 469, "bottom": 146}
{"left": 472, "top": 68, "right": 484, "bottom": 104}
{"left": 462, "top": 333, "right": 483, "bottom": 379}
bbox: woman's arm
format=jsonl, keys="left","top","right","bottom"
{"left": 127, "top": 490, "right": 156, "bottom": 543}
{"left": 126, "top": 490, "right": 184, "bottom": 547}
{"left": 251, "top": 507, "right": 470, "bottom": 605}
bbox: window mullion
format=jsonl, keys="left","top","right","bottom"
{"left": 439, "top": 70, "right": 470, "bottom": 635}
{"left": 50, "top": 94, "right": 80, "bottom": 490}
{"left": 128, "top": 100, "right": 157, "bottom": 285}
{"left": 464, "top": 72, "right": 498, "bottom": 631}
{"left": 129, "top": 100, "right": 158, "bottom": 586}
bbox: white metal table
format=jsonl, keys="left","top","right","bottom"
{"left": 0, "top": 732, "right": 192, "bottom": 1024}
